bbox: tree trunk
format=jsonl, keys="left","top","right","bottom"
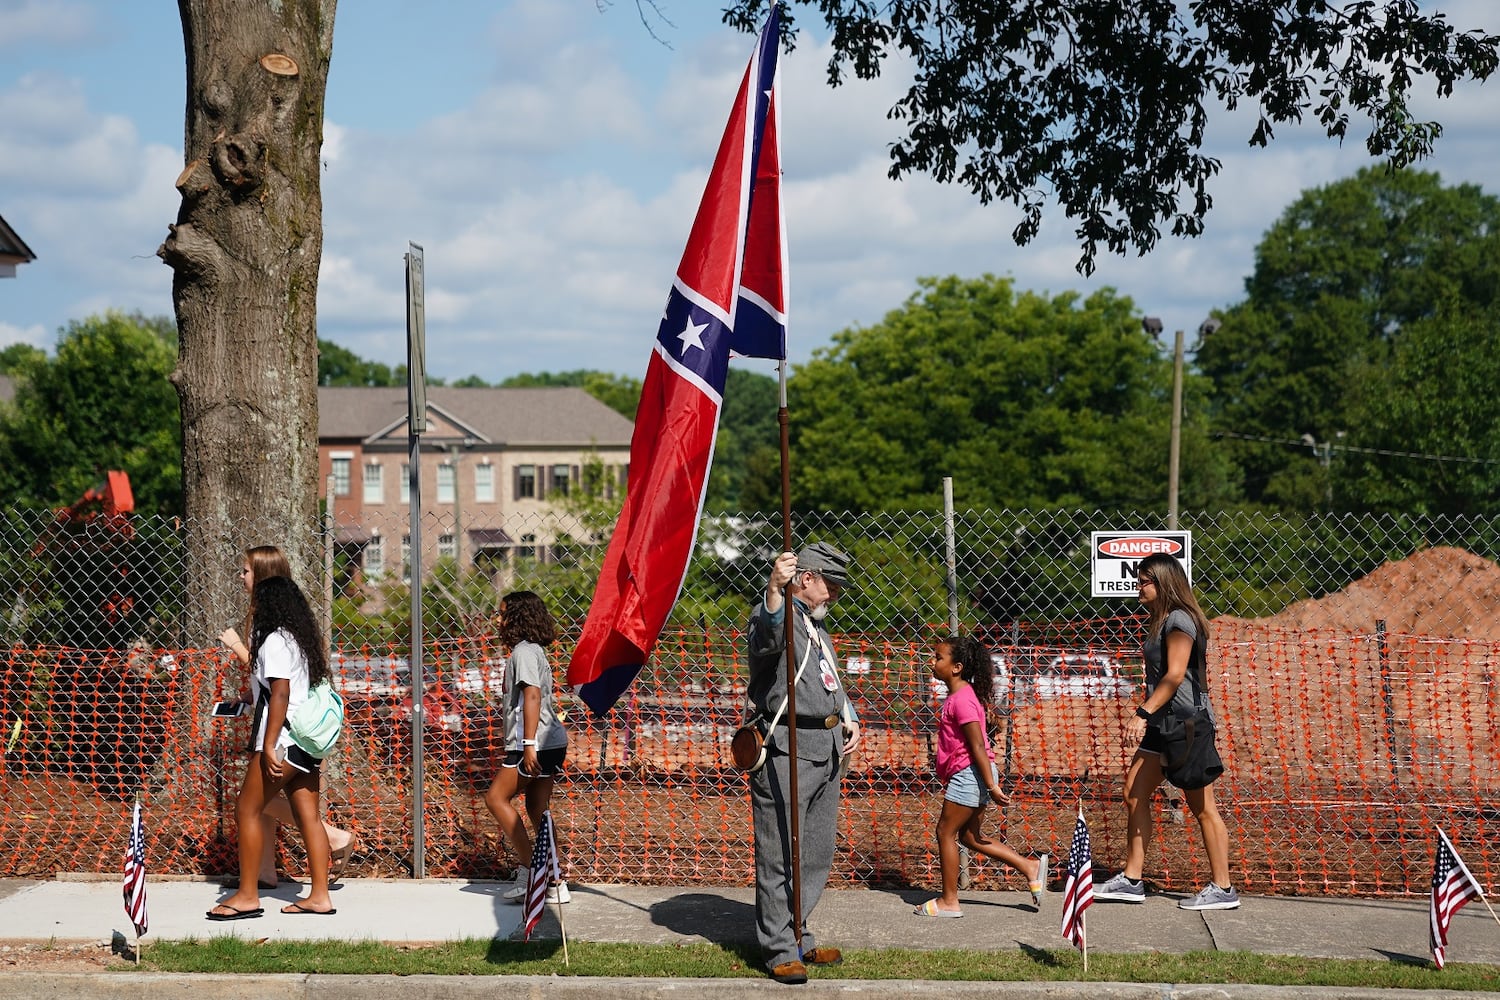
{"left": 159, "top": 1, "right": 337, "bottom": 641}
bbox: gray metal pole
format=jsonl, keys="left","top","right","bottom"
{"left": 942, "top": 477, "right": 959, "bottom": 633}
{"left": 1167, "top": 328, "right": 1184, "bottom": 530}
{"left": 408, "top": 435, "right": 426, "bottom": 878}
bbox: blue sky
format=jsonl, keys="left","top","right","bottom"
{"left": 2, "top": 0, "right": 1497, "bottom": 384}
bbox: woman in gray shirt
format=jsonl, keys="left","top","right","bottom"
{"left": 1095, "top": 552, "right": 1238, "bottom": 911}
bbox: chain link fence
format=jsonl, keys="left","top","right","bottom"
{"left": 1, "top": 502, "right": 1496, "bottom": 897}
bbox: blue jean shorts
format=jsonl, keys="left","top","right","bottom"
{"left": 943, "top": 760, "right": 998, "bottom": 808}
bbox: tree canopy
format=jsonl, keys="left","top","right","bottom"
{"left": 784, "top": 275, "right": 1233, "bottom": 513}
{"left": 1196, "top": 167, "right": 1500, "bottom": 511}
{"left": 726, "top": 1, "right": 1499, "bottom": 273}
{"left": 0, "top": 312, "right": 182, "bottom": 515}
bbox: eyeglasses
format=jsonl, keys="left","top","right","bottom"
{"left": 1136, "top": 577, "right": 1156, "bottom": 587}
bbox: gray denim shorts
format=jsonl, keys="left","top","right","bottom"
{"left": 943, "top": 759, "right": 998, "bottom": 808}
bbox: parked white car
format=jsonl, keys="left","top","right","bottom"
{"left": 930, "top": 654, "right": 1013, "bottom": 704}
{"left": 1033, "top": 653, "right": 1135, "bottom": 699}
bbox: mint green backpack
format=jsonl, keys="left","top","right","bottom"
{"left": 287, "top": 681, "right": 344, "bottom": 758}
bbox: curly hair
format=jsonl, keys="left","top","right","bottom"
{"left": 496, "top": 590, "right": 556, "bottom": 648}
{"left": 939, "top": 633, "right": 1000, "bottom": 735}
{"left": 249, "top": 575, "right": 329, "bottom": 686}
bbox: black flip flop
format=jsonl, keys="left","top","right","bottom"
{"left": 206, "top": 904, "right": 264, "bottom": 921}
{"left": 282, "top": 901, "right": 337, "bottom": 915}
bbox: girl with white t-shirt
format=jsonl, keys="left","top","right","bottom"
{"left": 208, "top": 576, "right": 336, "bottom": 920}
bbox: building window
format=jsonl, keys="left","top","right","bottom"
{"left": 551, "top": 464, "right": 571, "bottom": 497}
{"left": 474, "top": 463, "right": 494, "bottom": 503}
{"left": 365, "top": 536, "right": 384, "bottom": 576}
{"left": 330, "top": 456, "right": 352, "bottom": 497}
{"left": 583, "top": 463, "right": 603, "bottom": 498}
{"left": 516, "top": 464, "right": 536, "bottom": 499}
{"left": 438, "top": 533, "right": 456, "bottom": 561}
{"left": 400, "top": 463, "right": 410, "bottom": 504}
{"left": 363, "top": 463, "right": 383, "bottom": 504}
{"left": 519, "top": 533, "right": 537, "bottom": 561}
{"left": 400, "top": 534, "right": 411, "bottom": 583}
{"left": 437, "top": 464, "right": 455, "bottom": 504}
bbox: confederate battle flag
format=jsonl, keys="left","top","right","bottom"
{"left": 569, "top": 8, "right": 788, "bottom": 715}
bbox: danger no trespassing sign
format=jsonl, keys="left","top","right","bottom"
{"left": 1090, "top": 531, "right": 1193, "bottom": 598}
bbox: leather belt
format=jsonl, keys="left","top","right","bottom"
{"left": 787, "top": 713, "right": 840, "bottom": 730}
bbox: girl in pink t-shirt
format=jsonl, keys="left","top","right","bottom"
{"left": 916, "top": 635, "right": 1048, "bottom": 918}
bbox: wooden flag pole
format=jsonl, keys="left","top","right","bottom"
{"left": 553, "top": 893, "right": 570, "bottom": 966}
{"left": 777, "top": 358, "right": 802, "bottom": 953}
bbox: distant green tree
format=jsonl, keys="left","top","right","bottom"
{"left": 318, "top": 339, "right": 399, "bottom": 386}
{"left": 500, "top": 370, "right": 643, "bottom": 419}
{"left": 1338, "top": 300, "right": 1500, "bottom": 515}
{"left": 0, "top": 312, "right": 182, "bottom": 514}
{"left": 707, "top": 367, "right": 779, "bottom": 512}
{"left": 0, "top": 343, "right": 46, "bottom": 377}
{"left": 1196, "top": 168, "right": 1500, "bottom": 510}
{"left": 786, "top": 275, "right": 1232, "bottom": 513}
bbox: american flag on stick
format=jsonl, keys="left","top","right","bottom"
{"left": 122, "top": 798, "right": 148, "bottom": 938}
{"left": 1430, "top": 827, "right": 1486, "bottom": 969}
{"left": 522, "top": 810, "right": 562, "bottom": 943}
{"left": 1060, "top": 808, "right": 1093, "bottom": 957}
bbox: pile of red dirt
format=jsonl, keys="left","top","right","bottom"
{"left": 1227, "top": 545, "right": 1500, "bottom": 639}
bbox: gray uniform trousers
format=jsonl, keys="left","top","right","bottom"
{"left": 750, "top": 727, "right": 841, "bottom": 969}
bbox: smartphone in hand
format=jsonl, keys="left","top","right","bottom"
{"left": 211, "top": 701, "right": 249, "bottom": 718}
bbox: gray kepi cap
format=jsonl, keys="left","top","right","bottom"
{"left": 796, "top": 541, "right": 852, "bottom": 587}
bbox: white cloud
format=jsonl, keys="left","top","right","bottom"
{"left": 4, "top": 0, "right": 1496, "bottom": 380}
{"left": 0, "top": 321, "right": 50, "bottom": 349}
{"left": 0, "top": 0, "right": 95, "bottom": 52}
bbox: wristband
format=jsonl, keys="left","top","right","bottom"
{"left": 521, "top": 739, "right": 538, "bottom": 747}
{"left": 1134, "top": 706, "right": 1152, "bottom": 721}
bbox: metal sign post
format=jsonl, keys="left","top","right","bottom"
{"left": 405, "top": 242, "right": 427, "bottom": 878}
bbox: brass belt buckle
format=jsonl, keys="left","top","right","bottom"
{"left": 823, "top": 713, "right": 839, "bottom": 729}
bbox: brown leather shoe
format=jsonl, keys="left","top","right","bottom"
{"left": 769, "top": 960, "right": 808, "bottom": 984}
{"left": 803, "top": 946, "right": 843, "bottom": 966}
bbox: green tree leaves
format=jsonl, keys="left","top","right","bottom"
{"left": 785, "top": 275, "right": 1232, "bottom": 514}
{"left": 0, "top": 312, "right": 181, "bottom": 515}
{"left": 1198, "top": 168, "right": 1500, "bottom": 512}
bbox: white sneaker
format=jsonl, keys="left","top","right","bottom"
{"left": 502, "top": 879, "right": 570, "bottom": 904}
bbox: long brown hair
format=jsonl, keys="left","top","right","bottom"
{"left": 249, "top": 576, "right": 329, "bottom": 686}
{"left": 1138, "top": 552, "right": 1210, "bottom": 643}
{"left": 241, "top": 544, "right": 292, "bottom": 637}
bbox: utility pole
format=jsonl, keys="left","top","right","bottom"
{"left": 1145, "top": 317, "right": 1217, "bottom": 530}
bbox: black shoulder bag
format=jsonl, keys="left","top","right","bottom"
{"left": 1155, "top": 626, "right": 1224, "bottom": 790}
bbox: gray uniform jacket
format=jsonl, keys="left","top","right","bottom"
{"left": 744, "top": 598, "right": 857, "bottom": 761}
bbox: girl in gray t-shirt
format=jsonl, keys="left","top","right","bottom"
{"left": 482, "top": 590, "right": 571, "bottom": 904}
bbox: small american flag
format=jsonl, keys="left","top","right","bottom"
{"left": 1059, "top": 808, "right": 1093, "bottom": 951}
{"left": 1430, "top": 828, "right": 1485, "bottom": 969}
{"left": 122, "top": 799, "right": 148, "bottom": 937}
{"left": 522, "top": 810, "right": 561, "bottom": 942}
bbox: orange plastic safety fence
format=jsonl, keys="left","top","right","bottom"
{"left": 0, "top": 622, "right": 1494, "bottom": 898}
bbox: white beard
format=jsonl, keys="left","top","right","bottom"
{"left": 808, "top": 602, "right": 830, "bottom": 622}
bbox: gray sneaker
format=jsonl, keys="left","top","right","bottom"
{"left": 1179, "top": 883, "right": 1240, "bottom": 910}
{"left": 1094, "top": 872, "right": 1146, "bottom": 902}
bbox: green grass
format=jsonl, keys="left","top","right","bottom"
{"left": 131, "top": 939, "right": 1500, "bottom": 990}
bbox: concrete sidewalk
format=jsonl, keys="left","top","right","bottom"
{"left": 2, "top": 876, "right": 1498, "bottom": 997}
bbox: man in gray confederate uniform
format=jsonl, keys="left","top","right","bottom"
{"left": 744, "top": 542, "right": 861, "bottom": 985}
